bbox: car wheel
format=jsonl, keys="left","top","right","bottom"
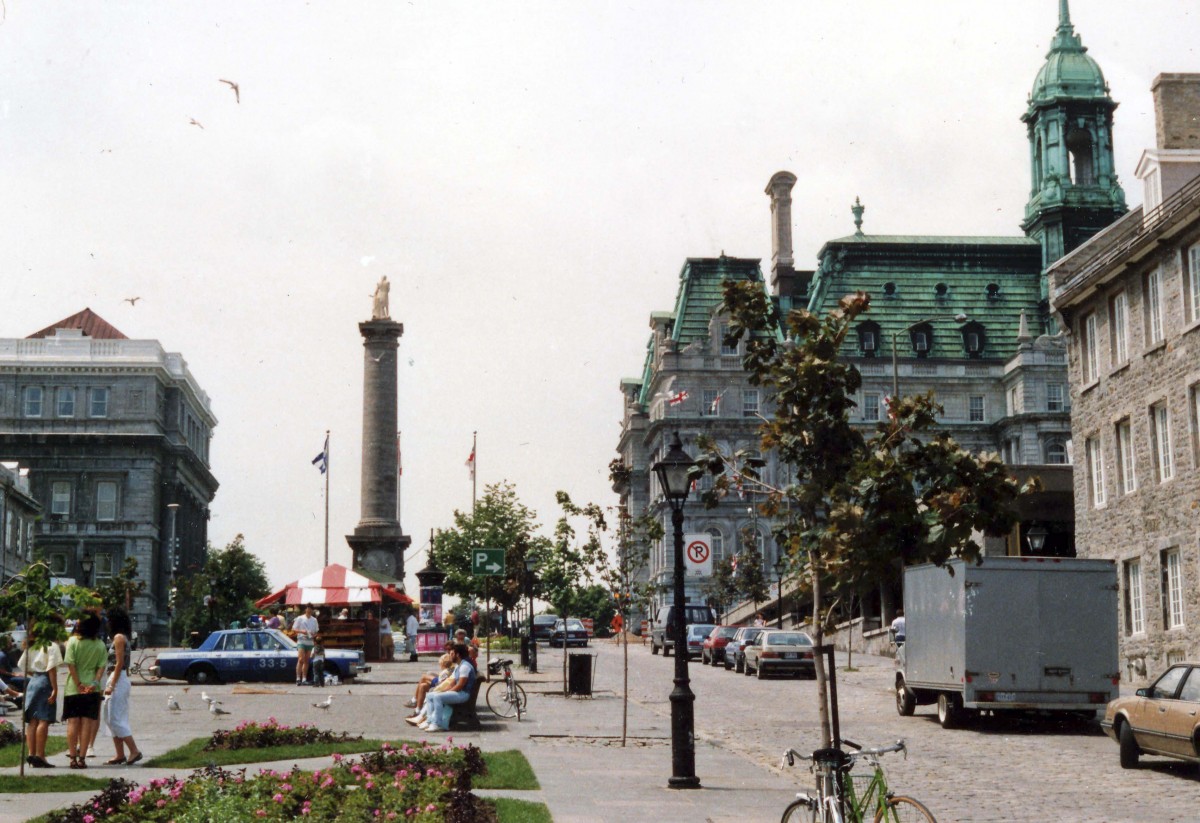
{"left": 735, "top": 658, "right": 744, "bottom": 674}
{"left": 1118, "top": 721, "right": 1140, "bottom": 769}
{"left": 756, "top": 664, "right": 766, "bottom": 680}
{"left": 187, "top": 664, "right": 219, "bottom": 685}
{"left": 743, "top": 660, "right": 752, "bottom": 676}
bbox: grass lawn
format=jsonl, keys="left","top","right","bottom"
{"left": 0, "top": 737, "right": 68, "bottom": 767}
{"left": 145, "top": 737, "right": 386, "bottom": 768}
{"left": 476, "top": 749, "right": 539, "bottom": 790}
{"left": 0, "top": 774, "right": 111, "bottom": 793}
{"left": 492, "top": 797, "right": 553, "bottom": 823}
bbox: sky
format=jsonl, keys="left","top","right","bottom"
{"left": 1, "top": 1, "right": 1196, "bottom": 590}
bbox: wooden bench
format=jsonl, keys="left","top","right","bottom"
{"left": 448, "top": 678, "right": 483, "bottom": 730}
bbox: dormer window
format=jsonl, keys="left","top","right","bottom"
{"left": 960, "top": 322, "right": 986, "bottom": 358}
{"left": 986, "top": 283, "right": 1000, "bottom": 299}
{"left": 935, "top": 282, "right": 948, "bottom": 298}
{"left": 910, "top": 324, "right": 932, "bottom": 358}
{"left": 857, "top": 321, "right": 881, "bottom": 357}
{"left": 882, "top": 282, "right": 896, "bottom": 296}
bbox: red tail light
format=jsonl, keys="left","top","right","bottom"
{"left": 761, "top": 651, "right": 779, "bottom": 659}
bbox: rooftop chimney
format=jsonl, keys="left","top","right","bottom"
{"left": 765, "top": 171, "right": 798, "bottom": 297}
{"left": 1137, "top": 74, "right": 1200, "bottom": 212}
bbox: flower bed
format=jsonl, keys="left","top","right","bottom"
{"left": 205, "top": 718, "right": 362, "bottom": 751}
{"left": 45, "top": 742, "right": 494, "bottom": 823}
{"left": 0, "top": 721, "right": 21, "bottom": 747}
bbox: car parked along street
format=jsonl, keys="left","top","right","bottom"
{"left": 742, "top": 630, "right": 815, "bottom": 679}
{"left": 701, "top": 626, "right": 740, "bottom": 666}
{"left": 1103, "top": 662, "right": 1200, "bottom": 770}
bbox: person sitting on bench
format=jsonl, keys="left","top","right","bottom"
{"left": 418, "top": 643, "right": 474, "bottom": 733}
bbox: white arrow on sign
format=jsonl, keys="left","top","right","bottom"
{"left": 485, "top": 562, "right": 502, "bottom": 573}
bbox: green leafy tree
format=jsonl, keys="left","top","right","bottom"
{"left": 95, "top": 556, "right": 147, "bottom": 612}
{"left": 173, "top": 534, "right": 269, "bottom": 644}
{"left": 735, "top": 539, "right": 771, "bottom": 617}
{"left": 536, "top": 492, "right": 606, "bottom": 618}
{"left": 700, "top": 555, "right": 738, "bottom": 621}
{"left": 701, "top": 285, "right": 1034, "bottom": 746}
{"left": 0, "top": 562, "right": 101, "bottom": 653}
{"left": 431, "top": 482, "right": 550, "bottom": 613}
{"left": 567, "top": 584, "right": 617, "bottom": 633}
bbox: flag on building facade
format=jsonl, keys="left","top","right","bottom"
{"left": 709, "top": 390, "right": 724, "bottom": 414}
{"left": 312, "top": 435, "right": 329, "bottom": 474}
{"left": 667, "top": 389, "right": 689, "bottom": 406}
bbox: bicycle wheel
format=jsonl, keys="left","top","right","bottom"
{"left": 780, "top": 797, "right": 816, "bottom": 823}
{"left": 486, "top": 680, "right": 519, "bottom": 718}
{"left": 139, "top": 656, "right": 162, "bottom": 683}
{"left": 873, "top": 795, "right": 936, "bottom": 823}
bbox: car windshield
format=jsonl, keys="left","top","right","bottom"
{"left": 765, "top": 632, "right": 812, "bottom": 646}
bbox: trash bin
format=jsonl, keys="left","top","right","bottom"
{"left": 568, "top": 653, "right": 594, "bottom": 696}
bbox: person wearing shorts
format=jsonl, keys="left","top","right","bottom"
{"left": 63, "top": 615, "right": 106, "bottom": 769}
{"left": 292, "top": 604, "right": 318, "bottom": 686}
{"left": 19, "top": 627, "right": 62, "bottom": 769}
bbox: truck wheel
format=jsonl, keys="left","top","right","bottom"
{"left": 896, "top": 682, "right": 917, "bottom": 717}
{"left": 651, "top": 639, "right": 659, "bottom": 655}
{"left": 936, "top": 693, "right": 961, "bottom": 729}
{"left": 1118, "top": 721, "right": 1140, "bottom": 769}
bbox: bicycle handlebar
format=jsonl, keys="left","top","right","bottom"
{"left": 780, "top": 739, "right": 907, "bottom": 770}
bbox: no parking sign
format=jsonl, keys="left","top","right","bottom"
{"left": 683, "top": 533, "right": 712, "bottom": 577}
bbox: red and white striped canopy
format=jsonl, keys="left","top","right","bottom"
{"left": 255, "top": 563, "right": 413, "bottom": 608}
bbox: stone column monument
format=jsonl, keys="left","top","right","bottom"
{"left": 347, "top": 276, "right": 412, "bottom": 578}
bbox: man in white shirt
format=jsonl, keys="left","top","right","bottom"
{"left": 890, "top": 609, "right": 905, "bottom": 645}
{"left": 405, "top": 611, "right": 419, "bottom": 662}
{"left": 292, "top": 604, "right": 319, "bottom": 685}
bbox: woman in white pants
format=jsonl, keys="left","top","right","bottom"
{"left": 102, "top": 609, "right": 142, "bottom": 765}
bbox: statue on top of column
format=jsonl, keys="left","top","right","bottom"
{"left": 371, "top": 276, "right": 391, "bottom": 320}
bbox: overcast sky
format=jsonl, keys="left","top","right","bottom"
{"left": 2, "top": 1, "right": 1196, "bottom": 589}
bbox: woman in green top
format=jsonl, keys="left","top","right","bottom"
{"left": 63, "top": 615, "right": 107, "bottom": 769}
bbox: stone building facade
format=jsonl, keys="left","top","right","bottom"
{"left": 0, "top": 461, "right": 41, "bottom": 584}
{"left": 1049, "top": 74, "right": 1200, "bottom": 683}
{"left": 0, "top": 309, "right": 218, "bottom": 643}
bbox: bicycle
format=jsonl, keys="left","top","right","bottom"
{"left": 129, "top": 649, "right": 161, "bottom": 683}
{"left": 780, "top": 738, "right": 936, "bottom": 823}
{"left": 485, "top": 658, "right": 527, "bottom": 720}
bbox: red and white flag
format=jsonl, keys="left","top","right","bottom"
{"left": 466, "top": 447, "right": 476, "bottom": 480}
{"left": 667, "top": 389, "right": 689, "bottom": 406}
{"left": 709, "top": 391, "right": 724, "bottom": 414}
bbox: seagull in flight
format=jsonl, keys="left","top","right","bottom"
{"left": 209, "top": 702, "right": 231, "bottom": 716}
{"left": 312, "top": 695, "right": 333, "bottom": 710}
{"left": 189, "top": 118, "right": 204, "bottom": 130}
{"left": 123, "top": 297, "right": 141, "bottom": 306}
{"left": 218, "top": 78, "right": 240, "bottom": 104}
{"left": 167, "top": 695, "right": 181, "bottom": 712}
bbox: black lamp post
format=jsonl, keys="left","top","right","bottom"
{"left": 525, "top": 555, "right": 538, "bottom": 674}
{"left": 79, "top": 549, "right": 94, "bottom": 589}
{"left": 773, "top": 555, "right": 786, "bottom": 629}
{"left": 1026, "top": 523, "right": 1048, "bottom": 555}
{"left": 653, "top": 431, "right": 700, "bottom": 790}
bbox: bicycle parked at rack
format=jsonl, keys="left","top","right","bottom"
{"left": 780, "top": 738, "right": 935, "bottom": 823}
{"left": 129, "top": 649, "right": 161, "bottom": 683}
{"left": 485, "top": 658, "right": 527, "bottom": 720}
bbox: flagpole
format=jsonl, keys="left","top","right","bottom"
{"left": 472, "top": 430, "right": 477, "bottom": 517}
{"left": 324, "top": 430, "right": 331, "bottom": 567}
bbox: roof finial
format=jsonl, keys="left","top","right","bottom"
{"left": 852, "top": 197, "right": 865, "bottom": 237}
{"left": 1059, "top": 0, "right": 1072, "bottom": 31}
{"left": 1017, "top": 309, "right": 1033, "bottom": 344}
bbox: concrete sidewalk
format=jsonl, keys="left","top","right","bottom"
{"left": 0, "top": 644, "right": 801, "bottom": 822}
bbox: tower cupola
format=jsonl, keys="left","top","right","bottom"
{"left": 1021, "top": 0, "right": 1126, "bottom": 276}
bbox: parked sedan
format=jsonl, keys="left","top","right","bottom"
{"left": 530, "top": 614, "right": 559, "bottom": 642}
{"left": 701, "top": 626, "right": 740, "bottom": 666}
{"left": 743, "top": 630, "right": 815, "bottom": 679}
{"left": 1103, "top": 662, "right": 1200, "bottom": 769}
{"left": 724, "top": 626, "right": 766, "bottom": 673}
{"left": 549, "top": 618, "right": 589, "bottom": 648}
{"left": 152, "top": 629, "right": 370, "bottom": 685}
{"left": 683, "top": 624, "right": 716, "bottom": 659}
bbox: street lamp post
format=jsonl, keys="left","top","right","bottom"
{"left": 525, "top": 555, "right": 538, "bottom": 674}
{"left": 890, "top": 314, "right": 969, "bottom": 403}
{"left": 79, "top": 549, "right": 94, "bottom": 589}
{"left": 773, "top": 555, "right": 786, "bottom": 629}
{"left": 1026, "top": 523, "right": 1048, "bottom": 555}
{"left": 653, "top": 431, "right": 700, "bottom": 790}
{"left": 167, "top": 502, "right": 180, "bottom": 648}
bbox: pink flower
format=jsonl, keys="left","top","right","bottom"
{"left": 280, "top": 783, "right": 292, "bottom": 791}
{"left": 273, "top": 793, "right": 284, "bottom": 803}
{"left": 256, "top": 811, "right": 267, "bottom": 818}
{"left": 83, "top": 816, "right": 95, "bottom": 823}
{"left": 157, "top": 800, "right": 167, "bottom": 808}
{"left": 332, "top": 753, "right": 344, "bottom": 762}
{"left": 426, "top": 804, "right": 437, "bottom": 812}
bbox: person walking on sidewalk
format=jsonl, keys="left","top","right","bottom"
{"left": 405, "top": 610, "right": 419, "bottom": 662}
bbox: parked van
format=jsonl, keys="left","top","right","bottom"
{"left": 650, "top": 604, "right": 718, "bottom": 657}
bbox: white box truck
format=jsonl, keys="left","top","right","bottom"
{"left": 894, "top": 556, "right": 1120, "bottom": 728}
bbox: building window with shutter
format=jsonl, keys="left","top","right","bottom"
{"left": 1151, "top": 402, "right": 1173, "bottom": 482}
{"left": 1162, "top": 549, "right": 1184, "bottom": 629}
{"left": 1124, "top": 559, "right": 1144, "bottom": 635}
{"left": 1187, "top": 244, "right": 1200, "bottom": 325}
{"left": 1080, "top": 312, "right": 1099, "bottom": 383}
{"left": 1115, "top": 419, "right": 1136, "bottom": 495}
{"left": 1145, "top": 267, "right": 1165, "bottom": 346}
{"left": 1086, "top": 437, "right": 1106, "bottom": 508}
{"left": 1109, "top": 291, "right": 1129, "bottom": 365}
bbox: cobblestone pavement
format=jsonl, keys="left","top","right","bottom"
{"left": 603, "top": 637, "right": 1200, "bottom": 822}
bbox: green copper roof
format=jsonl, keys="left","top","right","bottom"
{"left": 632, "top": 256, "right": 765, "bottom": 407}
{"left": 1029, "top": 0, "right": 1108, "bottom": 105}
{"left": 807, "top": 235, "right": 1043, "bottom": 362}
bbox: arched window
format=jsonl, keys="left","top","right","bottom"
{"left": 909, "top": 323, "right": 932, "bottom": 358}
{"left": 1066, "top": 128, "right": 1094, "bottom": 186}
{"left": 857, "top": 321, "right": 881, "bottom": 357}
{"left": 1045, "top": 440, "right": 1068, "bottom": 465}
{"left": 960, "top": 322, "right": 986, "bottom": 358}
{"left": 706, "top": 527, "right": 725, "bottom": 561}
